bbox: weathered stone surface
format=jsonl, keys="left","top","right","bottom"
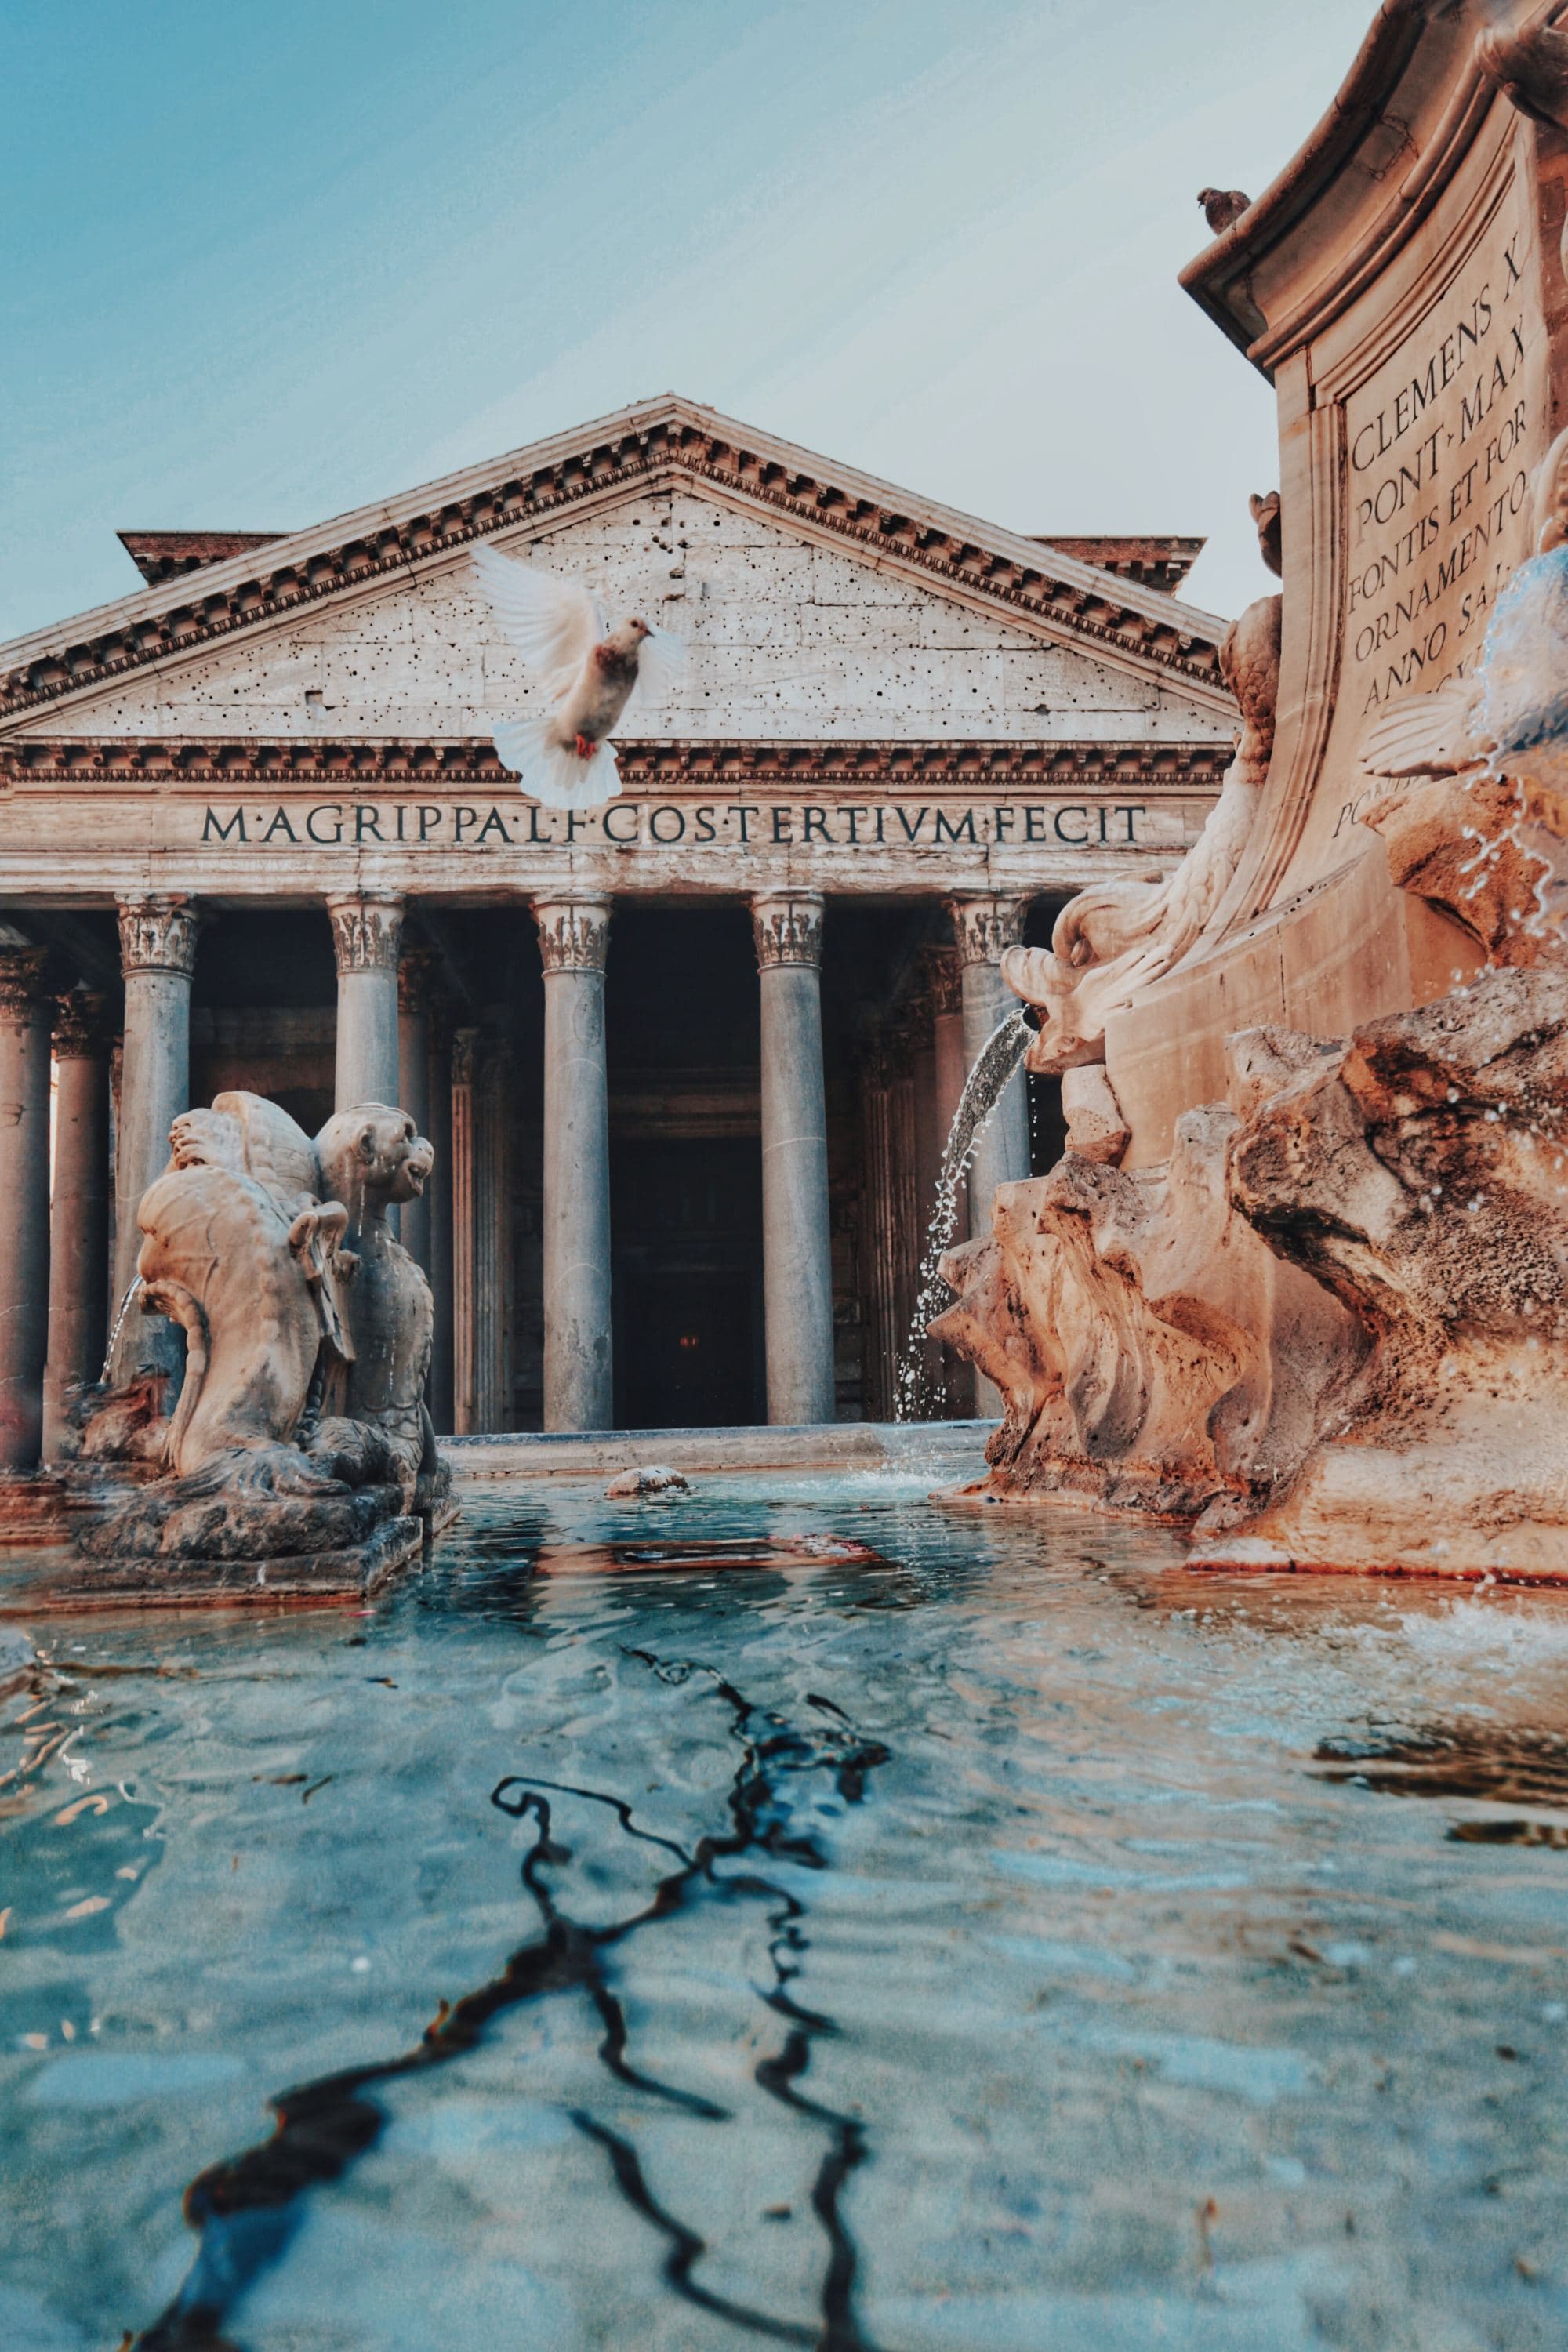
{"left": 1197, "top": 964, "right": 1568, "bottom": 1577}
{"left": 932, "top": 1081, "right": 1359, "bottom": 1518}
{"left": 1060, "top": 1063, "right": 1130, "bottom": 1165}
{"left": 66, "top": 1088, "right": 452, "bottom": 1598}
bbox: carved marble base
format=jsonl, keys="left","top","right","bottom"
{"left": 931, "top": 1080, "right": 1360, "bottom": 1519}
{"left": 1193, "top": 964, "right": 1568, "bottom": 1581}
{"left": 9, "top": 1512, "right": 424, "bottom": 1610}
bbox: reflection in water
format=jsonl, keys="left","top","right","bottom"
{"left": 133, "top": 1651, "right": 888, "bottom": 2352}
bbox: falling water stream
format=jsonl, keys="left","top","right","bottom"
{"left": 99, "top": 1277, "right": 144, "bottom": 1385}
{"left": 894, "top": 1007, "right": 1031, "bottom": 1420}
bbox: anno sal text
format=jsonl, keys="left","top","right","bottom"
{"left": 198, "top": 800, "right": 1152, "bottom": 850}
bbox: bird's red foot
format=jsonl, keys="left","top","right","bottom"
{"left": 573, "top": 732, "right": 594, "bottom": 760}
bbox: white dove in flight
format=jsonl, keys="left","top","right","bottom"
{"left": 470, "top": 545, "right": 684, "bottom": 809}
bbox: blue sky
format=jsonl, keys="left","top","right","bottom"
{"left": 2, "top": 0, "right": 1376, "bottom": 642}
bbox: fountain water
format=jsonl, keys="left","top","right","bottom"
{"left": 894, "top": 1007, "right": 1031, "bottom": 1419}
{"left": 99, "top": 1276, "right": 143, "bottom": 1385}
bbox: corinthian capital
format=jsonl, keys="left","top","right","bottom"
{"left": 751, "top": 891, "right": 825, "bottom": 971}
{"left": 533, "top": 896, "right": 612, "bottom": 975}
{"left": 0, "top": 944, "right": 49, "bottom": 1020}
{"left": 327, "top": 891, "right": 404, "bottom": 975}
{"left": 947, "top": 894, "right": 1025, "bottom": 967}
{"left": 118, "top": 895, "right": 201, "bottom": 978}
{"left": 52, "top": 985, "right": 111, "bottom": 1058}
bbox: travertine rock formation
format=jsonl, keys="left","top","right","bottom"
{"left": 1199, "top": 965, "right": 1568, "bottom": 1576}
{"left": 932, "top": 1059, "right": 1359, "bottom": 1519}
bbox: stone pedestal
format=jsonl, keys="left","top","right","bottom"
{"left": 328, "top": 892, "right": 403, "bottom": 1112}
{"left": 0, "top": 946, "right": 53, "bottom": 1470}
{"left": 43, "top": 989, "right": 111, "bottom": 1459}
{"left": 114, "top": 898, "right": 200, "bottom": 1385}
{"left": 397, "top": 951, "right": 432, "bottom": 1269}
{"left": 949, "top": 896, "right": 1028, "bottom": 1416}
{"left": 536, "top": 898, "right": 613, "bottom": 1432}
{"left": 753, "top": 891, "right": 835, "bottom": 1427}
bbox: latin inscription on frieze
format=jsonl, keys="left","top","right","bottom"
{"left": 197, "top": 797, "right": 1156, "bottom": 850}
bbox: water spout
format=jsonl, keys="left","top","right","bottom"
{"left": 895, "top": 1008, "right": 1032, "bottom": 1418}
{"left": 100, "top": 1276, "right": 144, "bottom": 1385}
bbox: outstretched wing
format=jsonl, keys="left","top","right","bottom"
{"left": 627, "top": 623, "right": 686, "bottom": 710}
{"left": 1360, "top": 675, "right": 1487, "bottom": 778}
{"left": 471, "top": 546, "right": 607, "bottom": 680}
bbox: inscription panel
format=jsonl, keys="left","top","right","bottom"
{"left": 1303, "top": 151, "right": 1550, "bottom": 875}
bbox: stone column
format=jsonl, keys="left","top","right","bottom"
{"left": 535, "top": 898, "right": 613, "bottom": 1432}
{"left": 397, "top": 950, "right": 433, "bottom": 1272}
{"left": 43, "top": 989, "right": 111, "bottom": 1459}
{"left": 753, "top": 891, "right": 835, "bottom": 1428}
{"left": 474, "top": 1040, "right": 514, "bottom": 1432}
{"left": 328, "top": 891, "right": 403, "bottom": 1112}
{"left": 426, "top": 1012, "right": 456, "bottom": 1435}
{"left": 114, "top": 896, "right": 201, "bottom": 1384}
{"left": 450, "top": 1026, "right": 478, "bottom": 1436}
{"left": 0, "top": 946, "right": 53, "bottom": 1471}
{"left": 949, "top": 896, "right": 1029, "bottom": 1418}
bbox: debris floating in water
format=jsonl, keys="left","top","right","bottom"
{"left": 604, "top": 1465, "right": 693, "bottom": 1500}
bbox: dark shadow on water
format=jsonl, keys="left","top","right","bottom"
{"left": 129, "top": 1650, "right": 890, "bottom": 2352}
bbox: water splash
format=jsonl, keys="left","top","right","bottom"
{"left": 100, "top": 1277, "right": 143, "bottom": 1385}
{"left": 895, "top": 1008, "right": 1031, "bottom": 1420}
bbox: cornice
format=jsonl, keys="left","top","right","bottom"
{"left": 0, "top": 401, "right": 1229, "bottom": 722}
{"left": 0, "top": 735, "right": 1231, "bottom": 793}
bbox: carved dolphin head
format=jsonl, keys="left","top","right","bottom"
{"left": 315, "top": 1105, "right": 435, "bottom": 1211}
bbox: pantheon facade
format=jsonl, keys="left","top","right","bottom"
{"left": 0, "top": 397, "right": 1234, "bottom": 1457}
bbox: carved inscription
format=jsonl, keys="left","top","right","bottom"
{"left": 197, "top": 797, "right": 1156, "bottom": 851}
{"left": 1316, "top": 167, "right": 1548, "bottom": 863}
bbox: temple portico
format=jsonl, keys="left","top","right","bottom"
{"left": 0, "top": 394, "right": 1240, "bottom": 1456}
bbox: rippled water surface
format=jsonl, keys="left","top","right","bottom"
{"left": 4, "top": 1470, "right": 1568, "bottom": 2350}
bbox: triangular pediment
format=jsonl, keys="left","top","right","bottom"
{"left": 0, "top": 397, "right": 1234, "bottom": 739}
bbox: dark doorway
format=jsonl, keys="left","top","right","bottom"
{"left": 611, "top": 1135, "right": 764, "bottom": 1427}
{"left": 607, "top": 906, "right": 765, "bottom": 1428}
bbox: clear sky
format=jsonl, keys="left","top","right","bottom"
{"left": 2, "top": 0, "right": 1377, "bottom": 644}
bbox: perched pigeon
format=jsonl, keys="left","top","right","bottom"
{"left": 471, "top": 545, "right": 684, "bottom": 808}
{"left": 1198, "top": 187, "right": 1251, "bottom": 234}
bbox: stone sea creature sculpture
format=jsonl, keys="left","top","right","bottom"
{"left": 471, "top": 545, "right": 684, "bottom": 809}
{"left": 1195, "top": 964, "right": 1568, "bottom": 1578}
{"left": 69, "top": 1091, "right": 452, "bottom": 1597}
{"left": 933, "top": 1042, "right": 1360, "bottom": 1521}
{"left": 1000, "top": 587, "right": 1282, "bottom": 1072}
{"left": 1198, "top": 187, "right": 1251, "bottom": 234}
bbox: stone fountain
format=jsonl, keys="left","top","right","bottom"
{"left": 934, "top": 12, "right": 1568, "bottom": 1581}
{"left": 49, "top": 1090, "right": 454, "bottom": 1602}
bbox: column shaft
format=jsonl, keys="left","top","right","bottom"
{"left": 328, "top": 893, "right": 402, "bottom": 1111}
{"left": 43, "top": 991, "right": 111, "bottom": 1458}
{"left": 537, "top": 900, "right": 613, "bottom": 1432}
{"left": 473, "top": 1043, "right": 514, "bottom": 1432}
{"left": 114, "top": 898, "right": 200, "bottom": 1385}
{"left": 0, "top": 947, "right": 53, "bottom": 1471}
{"left": 450, "top": 1028, "right": 478, "bottom": 1436}
{"left": 397, "top": 953, "right": 433, "bottom": 1272}
{"left": 753, "top": 893, "right": 835, "bottom": 1427}
{"left": 426, "top": 1020, "right": 456, "bottom": 1435}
